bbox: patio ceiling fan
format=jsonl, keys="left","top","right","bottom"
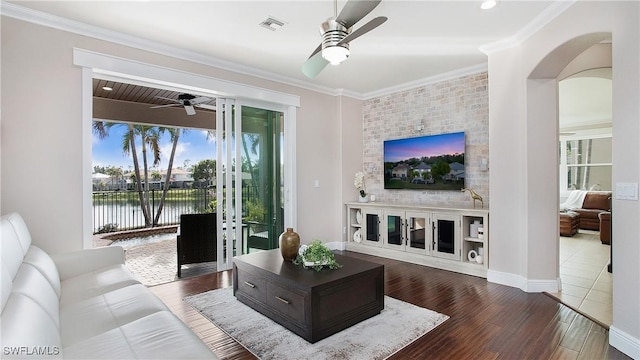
{"left": 150, "top": 93, "right": 215, "bottom": 115}
{"left": 301, "top": 0, "right": 388, "bottom": 79}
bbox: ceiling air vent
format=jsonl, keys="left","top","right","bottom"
{"left": 259, "top": 17, "right": 285, "bottom": 31}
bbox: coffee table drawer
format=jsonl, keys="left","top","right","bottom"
{"left": 236, "top": 269, "right": 267, "bottom": 303}
{"left": 266, "top": 283, "right": 306, "bottom": 324}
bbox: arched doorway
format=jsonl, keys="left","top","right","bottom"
{"left": 527, "top": 33, "right": 613, "bottom": 326}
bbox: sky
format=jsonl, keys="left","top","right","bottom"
{"left": 383, "top": 131, "right": 465, "bottom": 163}
{"left": 92, "top": 123, "right": 217, "bottom": 172}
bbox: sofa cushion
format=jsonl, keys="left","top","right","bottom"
{"left": 1, "top": 264, "right": 13, "bottom": 313}
{"left": 11, "top": 263, "right": 61, "bottom": 328}
{"left": 1, "top": 293, "right": 63, "bottom": 358}
{"left": 24, "top": 246, "right": 62, "bottom": 298}
{"left": 582, "top": 191, "right": 611, "bottom": 211}
{"left": 1, "top": 217, "right": 29, "bottom": 284}
{"left": 573, "top": 208, "right": 603, "bottom": 219}
{"left": 59, "top": 264, "right": 140, "bottom": 306}
{"left": 63, "top": 312, "right": 213, "bottom": 359}
{"left": 60, "top": 284, "right": 169, "bottom": 346}
{"left": 3, "top": 212, "right": 33, "bottom": 254}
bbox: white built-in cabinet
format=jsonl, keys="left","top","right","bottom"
{"left": 346, "top": 202, "right": 489, "bottom": 278}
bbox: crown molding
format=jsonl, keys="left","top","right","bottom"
{"left": 2, "top": 2, "right": 500, "bottom": 101}
{"left": 361, "top": 63, "right": 488, "bottom": 100}
{"left": 480, "top": 0, "right": 577, "bottom": 54}
{"left": 0, "top": 2, "right": 343, "bottom": 97}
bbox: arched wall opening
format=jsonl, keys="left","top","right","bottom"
{"left": 525, "top": 32, "right": 611, "bottom": 285}
{"left": 487, "top": 3, "right": 639, "bottom": 356}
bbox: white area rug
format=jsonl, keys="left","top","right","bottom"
{"left": 184, "top": 287, "right": 449, "bottom": 360}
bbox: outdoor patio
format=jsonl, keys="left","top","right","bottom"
{"left": 94, "top": 229, "right": 217, "bottom": 287}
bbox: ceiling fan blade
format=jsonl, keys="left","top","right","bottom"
{"left": 154, "top": 96, "right": 181, "bottom": 103}
{"left": 184, "top": 105, "right": 196, "bottom": 116}
{"left": 336, "top": 0, "right": 382, "bottom": 29}
{"left": 301, "top": 51, "right": 330, "bottom": 79}
{"left": 150, "top": 104, "right": 181, "bottom": 109}
{"left": 190, "top": 96, "right": 211, "bottom": 105}
{"left": 196, "top": 104, "right": 216, "bottom": 111}
{"left": 338, "top": 16, "right": 387, "bottom": 45}
{"left": 306, "top": 43, "right": 322, "bottom": 61}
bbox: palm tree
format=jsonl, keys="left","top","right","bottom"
{"left": 93, "top": 121, "right": 161, "bottom": 227}
{"left": 153, "top": 127, "right": 183, "bottom": 226}
{"left": 206, "top": 130, "right": 259, "bottom": 187}
{"left": 127, "top": 125, "right": 161, "bottom": 226}
{"left": 105, "top": 166, "right": 123, "bottom": 190}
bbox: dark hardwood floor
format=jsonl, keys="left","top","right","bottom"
{"left": 149, "top": 251, "right": 630, "bottom": 360}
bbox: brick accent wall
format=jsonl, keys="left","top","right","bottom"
{"left": 361, "top": 72, "right": 489, "bottom": 208}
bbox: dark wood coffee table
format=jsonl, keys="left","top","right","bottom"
{"left": 233, "top": 249, "right": 384, "bottom": 343}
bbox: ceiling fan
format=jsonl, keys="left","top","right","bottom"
{"left": 150, "top": 94, "right": 215, "bottom": 115}
{"left": 301, "top": 0, "right": 388, "bottom": 79}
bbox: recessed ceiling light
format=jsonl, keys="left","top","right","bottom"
{"left": 102, "top": 86, "right": 113, "bottom": 91}
{"left": 481, "top": 0, "right": 498, "bottom": 10}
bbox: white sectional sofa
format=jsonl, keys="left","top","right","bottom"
{"left": 1, "top": 212, "right": 217, "bottom": 359}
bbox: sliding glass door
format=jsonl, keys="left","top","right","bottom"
{"left": 216, "top": 100, "right": 285, "bottom": 271}
{"left": 241, "top": 106, "right": 285, "bottom": 253}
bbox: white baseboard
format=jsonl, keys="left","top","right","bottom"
{"left": 487, "top": 269, "right": 526, "bottom": 289}
{"left": 609, "top": 326, "right": 640, "bottom": 359}
{"left": 527, "top": 278, "right": 560, "bottom": 293}
{"left": 487, "top": 270, "right": 560, "bottom": 293}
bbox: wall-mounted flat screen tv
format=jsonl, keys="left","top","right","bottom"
{"left": 384, "top": 131, "right": 465, "bottom": 190}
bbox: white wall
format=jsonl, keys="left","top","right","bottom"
{"left": 0, "top": 16, "right": 346, "bottom": 253}
{"left": 487, "top": 1, "right": 639, "bottom": 356}
{"left": 339, "top": 96, "right": 364, "bottom": 244}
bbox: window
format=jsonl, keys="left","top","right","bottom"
{"left": 559, "top": 136, "right": 612, "bottom": 194}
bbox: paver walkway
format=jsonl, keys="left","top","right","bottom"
{"left": 100, "top": 233, "right": 217, "bottom": 287}
{"left": 96, "top": 228, "right": 262, "bottom": 287}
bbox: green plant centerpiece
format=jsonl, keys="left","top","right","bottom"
{"left": 293, "top": 240, "right": 342, "bottom": 272}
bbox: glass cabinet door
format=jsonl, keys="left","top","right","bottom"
{"left": 384, "top": 210, "right": 405, "bottom": 251}
{"left": 362, "top": 210, "right": 382, "bottom": 246}
{"left": 432, "top": 213, "right": 461, "bottom": 260}
{"left": 406, "top": 212, "right": 429, "bottom": 254}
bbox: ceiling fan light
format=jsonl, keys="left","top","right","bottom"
{"left": 480, "top": 0, "right": 498, "bottom": 10}
{"left": 322, "top": 45, "right": 350, "bottom": 65}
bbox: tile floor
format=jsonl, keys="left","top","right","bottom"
{"left": 549, "top": 230, "right": 612, "bottom": 327}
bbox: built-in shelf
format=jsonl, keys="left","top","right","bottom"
{"left": 346, "top": 202, "right": 489, "bottom": 278}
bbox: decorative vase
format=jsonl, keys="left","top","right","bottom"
{"left": 470, "top": 220, "right": 481, "bottom": 238}
{"left": 467, "top": 249, "right": 478, "bottom": 262}
{"left": 359, "top": 195, "right": 369, "bottom": 203}
{"left": 279, "top": 228, "right": 300, "bottom": 262}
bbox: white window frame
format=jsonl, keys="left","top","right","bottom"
{"left": 559, "top": 134, "right": 612, "bottom": 198}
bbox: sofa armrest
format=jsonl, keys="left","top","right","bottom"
{"left": 51, "top": 246, "right": 126, "bottom": 280}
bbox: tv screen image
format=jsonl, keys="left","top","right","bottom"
{"left": 383, "top": 131, "right": 465, "bottom": 190}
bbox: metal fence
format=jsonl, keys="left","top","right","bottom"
{"left": 92, "top": 186, "right": 257, "bottom": 233}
